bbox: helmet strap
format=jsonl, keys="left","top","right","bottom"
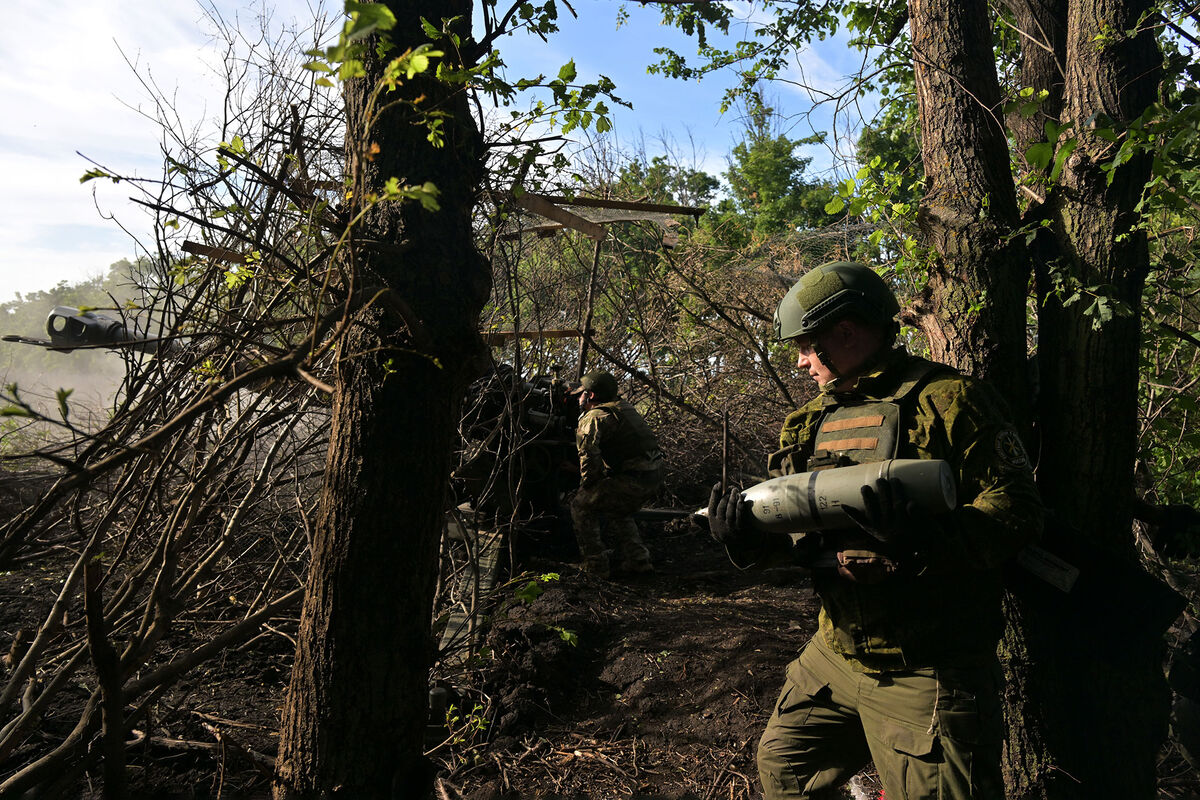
{"left": 812, "top": 320, "right": 897, "bottom": 392}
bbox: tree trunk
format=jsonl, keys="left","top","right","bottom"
{"left": 1004, "top": 0, "right": 1068, "bottom": 160}
{"left": 910, "top": 1, "right": 1170, "bottom": 797}
{"left": 1038, "top": 0, "right": 1157, "bottom": 543}
{"left": 908, "top": 0, "right": 1032, "bottom": 414}
{"left": 995, "top": 4, "right": 1067, "bottom": 797}
{"left": 1016, "top": 0, "right": 1168, "bottom": 796}
{"left": 274, "top": 4, "right": 489, "bottom": 798}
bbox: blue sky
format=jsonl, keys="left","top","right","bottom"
{"left": 0, "top": 1, "right": 871, "bottom": 303}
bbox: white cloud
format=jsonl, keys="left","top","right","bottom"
{"left": 0, "top": 0, "right": 323, "bottom": 302}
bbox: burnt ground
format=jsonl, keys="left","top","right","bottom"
{"left": 0, "top": 510, "right": 824, "bottom": 800}
{"left": 447, "top": 521, "right": 823, "bottom": 800}
{"left": 1, "top": 506, "right": 1197, "bottom": 799}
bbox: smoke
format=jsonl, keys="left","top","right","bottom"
{"left": 0, "top": 349, "right": 126, "bottom": 429}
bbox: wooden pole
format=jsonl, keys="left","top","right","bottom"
{"left": 577, "top": 238, "right": 603, "bottom": 381}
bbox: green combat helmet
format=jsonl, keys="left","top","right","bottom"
{"left": 573, "top": 370, "right": 619, "bottom": 402}
{"left": 773, "top": 261, "right": 900, "bottom": 341}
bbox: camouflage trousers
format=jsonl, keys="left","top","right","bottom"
{"left": 758, "top": 635, "right": 1004, "bottom": 800}
{"left": 569, "top": 469, "right": 660, "bottom": 577}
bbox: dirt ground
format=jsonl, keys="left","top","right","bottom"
{"left": 445, "top": 520, "right": 824, "bottom": 800}
{"left": 2, "top": 504, "right": 1197, "bottom": 799}
{"left": 0, "top": 508, "right": 826, "bottom": 799}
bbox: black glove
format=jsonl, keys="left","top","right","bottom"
{"left": 707, "top": 483, "right": 750, "bottom": 546}
{"left": 842, "top": 477, "right": 924, "bottom": 546}
{"left": 708, "top": 484, "right": 805, "bottom": 569}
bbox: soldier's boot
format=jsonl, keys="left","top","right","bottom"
{"left": 613, "top": 518, "right": 653, "bottom": 574}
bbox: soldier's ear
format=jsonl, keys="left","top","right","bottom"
{"left": 833, "top": 317, "right": 873, "bottom": 350}
{"left": 830, "top": 317, "right": 857, "bottom": 341}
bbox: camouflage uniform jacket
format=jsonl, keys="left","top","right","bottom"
{"left": 576, "top": 400, "right": 662, "bottom": 489}
{"left": 771, "top": 348, "right": 1043, "bottom": 671}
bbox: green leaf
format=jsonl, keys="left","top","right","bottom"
{"left": 824, "top": 195, "right": 845, "bottom": 215}
{"left": 344, "top": 1, "right": 397, "bottom": 42}
{"left": 338, "top": 59, "right": 367, "bottom": 80}
{"left": 80, "top": 168, "right": 119, "bottom": 184}
{"left": 0, "top": 406, "right": 32, "bottom": 418}
{"left": 1044, "top": 120, "right": 1071, "bottom": 143}
{"left": 224, "top": 266, "right": 249, "bottom": 289}
{"left": 390, "top": 45, "right": 442, "bottom": 80}
{"left": 514, "top": 580, "right": 544, "bottom": 604}
{"left": 1026, "top": 141, "right": 1053, "bottom": 170}
{"left": 558, "top": 59, "right": 577, "bottom": 83}
{"left": 1049, "top": 137, "right": 1078, "bottom": 183}
{"left": 56, "top": 388, "right": 73, "bottom": 422}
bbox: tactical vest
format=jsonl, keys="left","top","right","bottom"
{"left": 805, "top": 359, "right": 951, "bottom": 474}
{"left": 593, "top": 400, "right": 661, "bottom": 472}
{"left": 795, "top": 356, "right": 1023, "bottom": 669}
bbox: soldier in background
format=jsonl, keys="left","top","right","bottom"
{"left": 569, "top": 371, "right": 663, "bottom": 578}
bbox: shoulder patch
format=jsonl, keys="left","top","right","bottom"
{"left": 994, "top": 428, "right": 1031, "bottom": 471}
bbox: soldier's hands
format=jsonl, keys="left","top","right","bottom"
{"left": 707, "top": 483, "right": 749, "bottom": 546}
{"left": 842, "top": 477, "right": 922, "bottom": 545}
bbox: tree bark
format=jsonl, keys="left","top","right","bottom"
{"left": 1017, "top": 1, "right": 1167, "bottom": 797}
{"left": 1004, "top": 0, "right": 1068, "bottom": 160}
{"left": 910, "top": 1, "right": 1169, "bottom": 798}
{"left": 908, "top": 0, "right": 1032, "bottom": 414}
{"left": 1038, "top": 0, "right": 1157, "bottom": 543}
{"left": 274, "top": 4, "right": 489, "bottom": 798}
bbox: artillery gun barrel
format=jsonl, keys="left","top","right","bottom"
{"left": 44, "top": 306, "right": 164, "bottom": 354}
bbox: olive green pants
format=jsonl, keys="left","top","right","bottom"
{"left": 757, "top": 636, "right": 1004, "bottom": 800}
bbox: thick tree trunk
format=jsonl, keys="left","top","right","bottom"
{"left": 274, "top": 3, "right": 489, "bottom": 798}
{"left": 1038, "top": 0, "right": 1157, "bottom": 538}
{"left": 910, "top": 1, "right": 1169, "bottom": 798}
{"left": 995, "top": 4, "right": 1067, "bottom": 797}
{"left": 908, "top": 0, "right": 1031, "bottom": 412}
{"left": 906, "top": 8, "right": 1054, "bottom": 792}
{"left": 1018, "top": 1, "right": 1167, "bottom": 797}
